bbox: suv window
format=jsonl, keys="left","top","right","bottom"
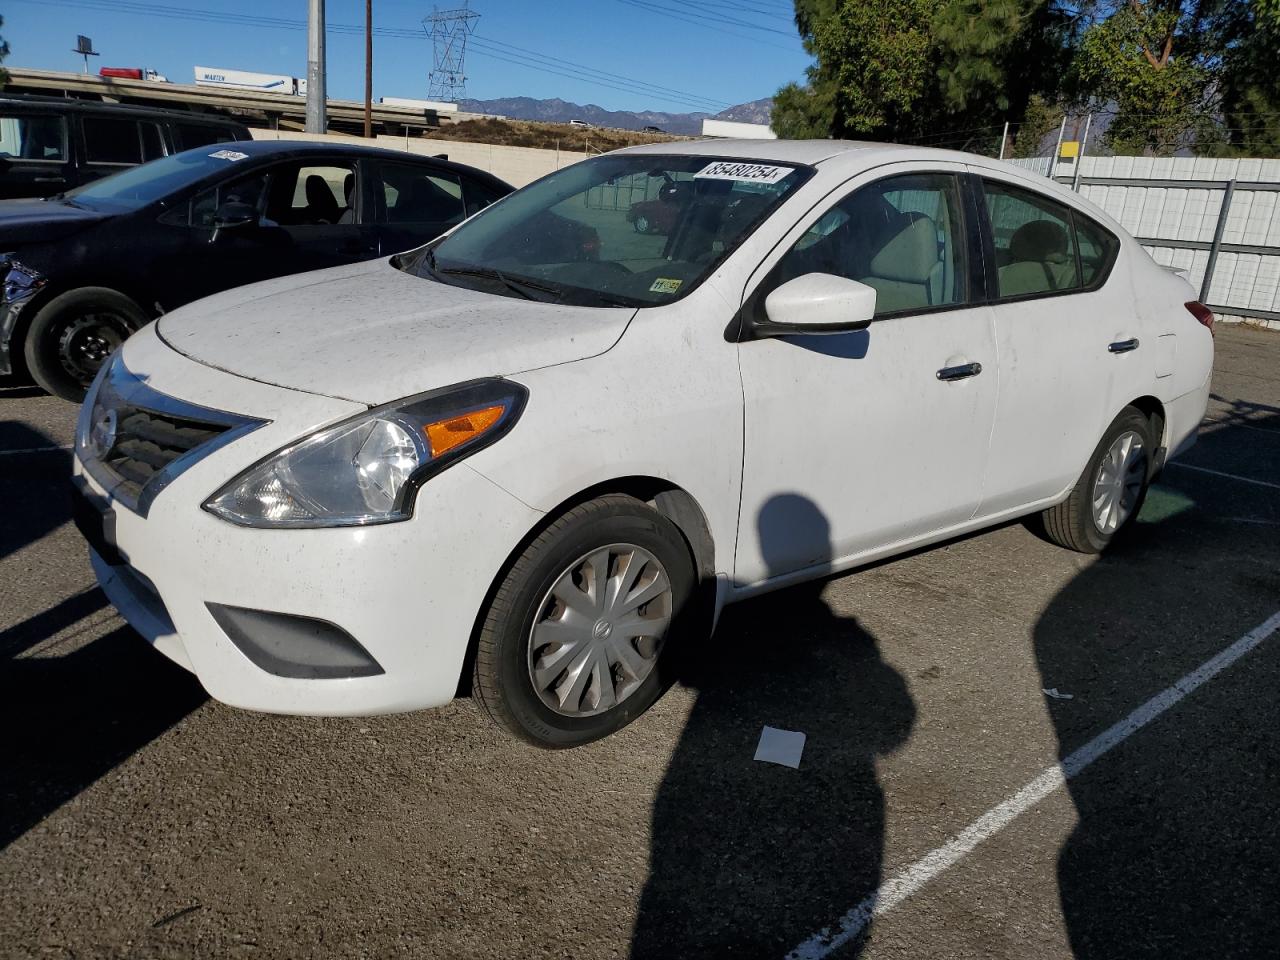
{"left": 84, "top": 116, "right": 153, "bottom": 164}
{"left": 773, "top": 172, "right": 968, "bottom": 316}
{"left": 174, "top": 123, "right": 236, "bottom": 151}
{"left": 983, "top": 180, "right": 1083, "bottom": 298}
{"left": 380, "top": 163, "right": 466, "bottom": 226}
{"left": 0, "top": 114, "right": 67, "bottom": 161}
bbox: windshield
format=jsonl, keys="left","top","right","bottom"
{"left": 401, "top": 154, "right": 810, "bottom": 307}
{"left": 61, "top": 146, "right": 253, "bottom": 213}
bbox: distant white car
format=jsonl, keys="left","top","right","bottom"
{"left": 73, "top": 140, "right": 1213, "bottom": 747}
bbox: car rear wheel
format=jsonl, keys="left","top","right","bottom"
{"left": 1041, "top": 406, "right": 1155, "bottom": 553}
{"left": 472, "top": 494, "right": 696, "bottom": 748}
{"left": 25, "top": 288, "right": 147, "bottom": 402}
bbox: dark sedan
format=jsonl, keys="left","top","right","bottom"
{"left": 0, "top": 139, "right": 512, "bottom": 400}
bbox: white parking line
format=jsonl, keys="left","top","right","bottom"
{"left": 0, "top": 444, "right": 72, "bottom": 456}
{"left": 1167, "top": 462, "right": 1280, "bottom": 491}
{"left": 786, "top": 609, "right": 1280, "bottom": 960}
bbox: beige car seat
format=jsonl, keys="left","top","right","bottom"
{"left": 859, "top": 215, "right": 944, "bottom": 313}
{"left": 998, "top": 220, "right": 1079, "bottom": 296}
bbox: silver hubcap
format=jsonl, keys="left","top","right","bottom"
{"left": 1092, "top": 430, "right": 1147, "bottom": 535}
{"left": 527, "top": 544, "right": 672, "bottom": 717}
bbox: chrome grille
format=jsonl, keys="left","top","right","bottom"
{"left": 100, "top": 407, "right": 231, "bottom": 503}
{"left": 77, "top": 355, "right": 265, "bottom": 517}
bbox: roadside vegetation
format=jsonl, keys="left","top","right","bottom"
{"left": 426, "top": 117, "right": 685, "bottom": 153}
{"left": 774, "top": 0, "right": 1280, "bottom": 157}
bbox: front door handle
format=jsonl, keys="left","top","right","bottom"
{"left": 1108, "top": 338, "right": 1140, "bottom": 353}
{"left": 937, "top": 361, "right": 983, "bottom": 382}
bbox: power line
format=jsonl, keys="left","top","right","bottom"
{"left": 10, "top": 0, "right": 734, "bottom": 112}
{"left": 611, "top": 0, "right": 802, "bottom": 50}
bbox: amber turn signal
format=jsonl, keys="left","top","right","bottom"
{"left": 424, "top": 404, "right": 505, "bottom": 457}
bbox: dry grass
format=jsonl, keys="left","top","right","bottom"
{"left": 425, "top": 117, "right": 687, "bottom": 152}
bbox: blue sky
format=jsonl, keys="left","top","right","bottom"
{"left": 2, "top": 0, "right": 811, "bottom": 114}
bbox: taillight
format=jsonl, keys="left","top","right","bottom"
{"left": 1185, "top": 301, "right": 1214, "bottom": 336}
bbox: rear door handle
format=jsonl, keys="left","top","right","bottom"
{"left": 937, "top": 361, "right": 982, "bottom": 382}
{"left": 1108, "top": 338, "right": 1140, "bottom": 353}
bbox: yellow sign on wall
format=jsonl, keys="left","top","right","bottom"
{"left": 1060, "top": 140, "right": 1080, "bottom": 158}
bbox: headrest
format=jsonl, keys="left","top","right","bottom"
{"left": 1010, "top": 220, "right": 1068, "bottom": 263}
{"left": 343, "top": 173, "right": 355, "bottom": 204}
{"left": 868, "top": 215, "right": 940, "bottom": 284}
{"left": 305, "top": 174, "right": 333, "bottom": 207}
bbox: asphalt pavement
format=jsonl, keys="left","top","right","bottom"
{"left": 1, "top": 323, "right": 1277, "bottom": 960}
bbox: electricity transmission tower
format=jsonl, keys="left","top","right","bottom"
{"left": 424, "top": 3, "right": 479, "bottom": 102}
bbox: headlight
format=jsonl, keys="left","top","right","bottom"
{"left": 204, "top": 379, "right": 527, "bottom": 528}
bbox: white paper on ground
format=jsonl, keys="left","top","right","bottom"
{"left": 754, "top": 726, "right": 806, "bottom": 769}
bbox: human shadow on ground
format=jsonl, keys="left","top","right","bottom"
{"left": 1035, "top": 410, "right": 1280, "bottom": 959}
{"left": 632, "top": 493, "right": 916, "bottom": 958}
{"left": 0, "top": 422, "right": 206, "bottom": 849}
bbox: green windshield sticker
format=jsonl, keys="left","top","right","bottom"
{"left": 650, "top": 278, "right": 682, "bottom": 294}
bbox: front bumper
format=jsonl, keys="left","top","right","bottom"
{"left": 0, "top": 257, "right": 48, "bottom": 377}
{"left": 76, "top": 328, "right": 544, "bottom": 716}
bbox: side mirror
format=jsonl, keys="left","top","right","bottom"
{"left": 210, "top": 200, "right": 259, "bottom": 241}
{"left": 756, "top": 273, "right": 877, "bottom": 338}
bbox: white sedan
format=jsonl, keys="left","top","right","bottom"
{"left": 72, "top": 140, "right": 1213, "bottom": 747}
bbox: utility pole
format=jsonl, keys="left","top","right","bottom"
{"left": 364, "top": 0, "right": 373, "bottom": 139}
{"left": 306, "top": 0, "right": 327, "bottom": 134}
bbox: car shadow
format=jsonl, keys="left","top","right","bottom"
{"left": 1034, "top": 410, "right": 1280, "bottom": 958}
{"left": 631, "top": 493, "right": 916, "bottom": 958}
{"left": 0, "top": 423, "right": 206, "bottom": 850}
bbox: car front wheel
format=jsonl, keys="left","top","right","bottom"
{"left": 472, "top": 494, "right": 696, "bottom": 748}
{"left": 24, "top": 287, "right": 147, "bottom": 402}
{"left": 1041, "top": 405, "right": 1155, "bottom": 553}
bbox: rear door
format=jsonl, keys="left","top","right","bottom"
{"left": 0, "top": 111, "right": 73, "bottom": 199}
{"left": 370, "top": 160, "right": 470, "bottom": 254}
{"left": 972, "top": 170, "right": 1132, "bottom": 517}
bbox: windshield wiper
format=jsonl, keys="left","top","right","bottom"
{"left": 440, "top": 265, "right": 563, "bottom": 302}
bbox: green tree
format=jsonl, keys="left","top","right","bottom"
{"left": 774, "top": 0, "right": 1073, "bottom": 147}
{"left": 1218, "top": 1, "right": 1280, "bottom": 155}
{"left": 0, "top": 16, "right": 10, "bottom": 88}
{"left": 1069, "top": 1, "right": 1249, "bottom": 154}
{"left": 1011, "top": 93, "right": 1065, "bottom": 157}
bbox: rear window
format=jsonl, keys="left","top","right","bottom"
{"left": 83, "top": 117, "right": 146, "bottom": 164}
{"left": 0, "top": 114, "right": 68, "bottom": 162}
{"left": 174, "top": 123, "right": 237, "bottom": 151}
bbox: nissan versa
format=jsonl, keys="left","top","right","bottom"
{"left": 72, "top": 140, "right": 1214, "bottom": 748}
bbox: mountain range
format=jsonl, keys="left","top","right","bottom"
{"left": 456, "top": 96, "right": 773, "bottom": 135}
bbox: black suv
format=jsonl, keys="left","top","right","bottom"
{"left": 0, "top": 139, "right": 513, "bottom": 399}
{"left": 0, "top": 94, "right": 251, "bottom": 200}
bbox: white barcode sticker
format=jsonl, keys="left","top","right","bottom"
{"left": 209, "top": 149, "right": 249, "bottom": 161}
{"left": 693, "top": 161, "right": 793, "bottom": 184}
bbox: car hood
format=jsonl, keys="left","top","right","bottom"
{"left": 0, "top": 198, "right": 110, "bottom": 244}
{"left": 157, "top": 257, "right": 636, "bottom": 406}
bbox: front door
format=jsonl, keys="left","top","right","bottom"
{"left": 734, "top": 165, "right": 998, "bottom": 587}
{"left": 0, "top": 111, "right": 72, "bottom": 199}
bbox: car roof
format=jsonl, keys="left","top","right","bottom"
{"left": 182, "top": 138, "right": 513, "bottom": 187}
{"left": 614, "top": 137, "right": 1073, "bottom": 174}
{"left": 0, "top": 93, "right": 249, "bottom": 127}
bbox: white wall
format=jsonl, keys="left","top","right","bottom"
{"left": 249, "top": 128, "right": 591, "bottom": 188}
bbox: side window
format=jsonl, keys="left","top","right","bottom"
{"left": 462, "top": 177, "right": 505, "bottom": 217}
{"left": 263, "top": 163, "right": 355, "bottom": 226}
{"left": 772, "top": 172, "right": 968, "bottom": 316}
{"left": 174, "top": 123, "right": 235, "bottom": 151}
{"left": 164, "top": 171, "right": 269, "bottom": 227}
{"left": 140, "top": 122, "right": 165, "bottom": 162}
{"left": 83, "top": 117, "right": 145, "bottom": 164}
{"left": 1075, "top": 214, "right": 1119, "bottom": 286}
{"left": 0, "top": 114, "right": 68, "bottom": 161}
{"left": 380, "top": 163, "right": 465, "bottom": 226}
{"left": 983, "top": 181, "right": 1081, "bottom": 298}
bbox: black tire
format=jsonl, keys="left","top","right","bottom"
{"left": 24, "top": 287, "right": 147, "bottom": 402}
{"left": 1041, "top": 406, "right": 1155, "bottom": 553}
{"left": 472, "top": 494, "right": 697, "bottom": 748}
